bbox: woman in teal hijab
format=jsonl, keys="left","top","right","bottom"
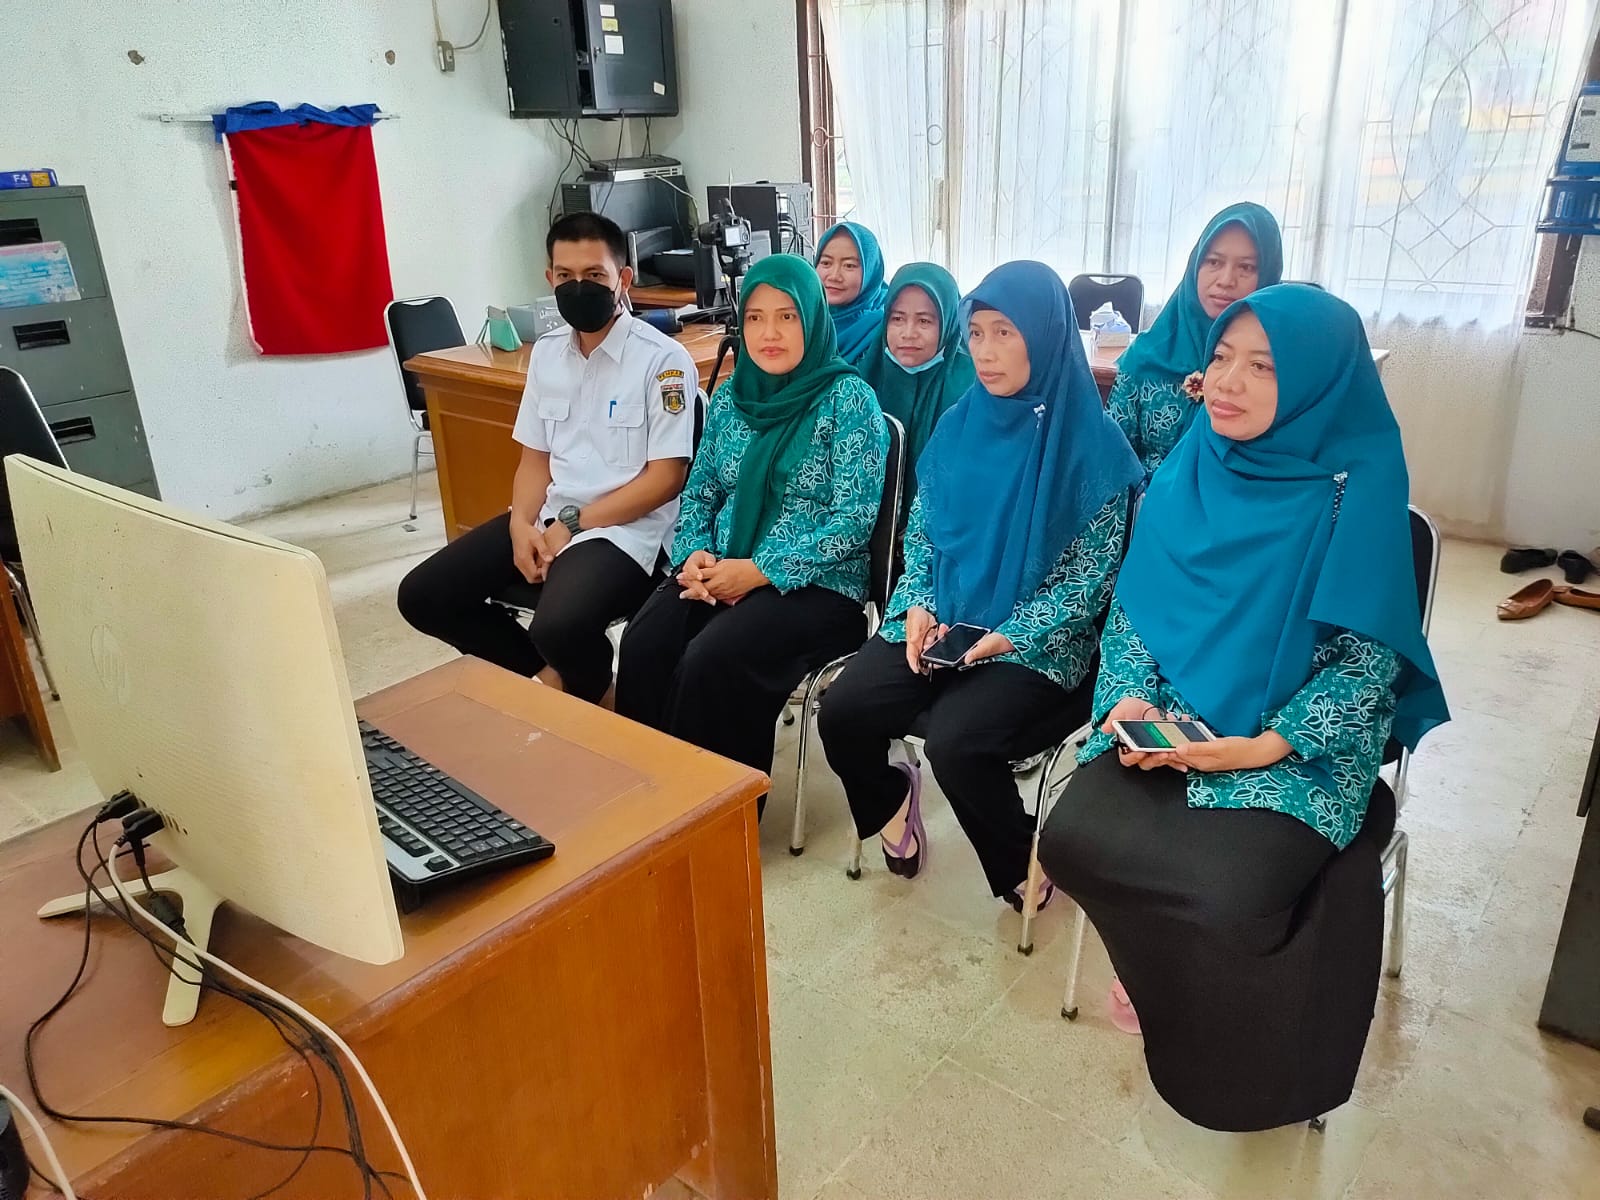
{"left": 615, "top": 254, "right": 887, "bottom": 782}
{"left": 814, "top": 221, "right": 889, "bottom": 368}
{"left": 863, "top": 263, "right": 977, "bottom": 474}
{"left": 818, "top": 261, "right": 1139, "bottom": 905}
{"left": 1038, "top": 285, "right": 1448, "bottom": 1132}
{"left": 1108, "top": 202, "right": 1283, "bottom": 474}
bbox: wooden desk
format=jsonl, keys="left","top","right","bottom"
{"left": 1086, "top": 339, "right": 1391, "bottom": 402}
{"left": 1, "top": 658, "right": 775, "bottom": 1199}
{"left": 629, "top": 284, "right": 698, "bottom": 310}
{"left": 408, "top": 325, "right": 727, "bottom": 541}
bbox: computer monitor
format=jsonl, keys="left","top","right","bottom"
{"left": 9, "top": 456, "right": 403, "bottom": 1024}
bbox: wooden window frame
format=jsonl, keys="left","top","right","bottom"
{"left": 1526, "top": 24, "right": 1600, "bottom": 327}
{"left": 796, "top": 0, "right": 840, "bottom": 231}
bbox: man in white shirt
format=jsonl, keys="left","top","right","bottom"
{"left": 398, "top": 212, "right": 696, "bottom": 706}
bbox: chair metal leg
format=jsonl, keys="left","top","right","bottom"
{"left": 846, "top": 835, "right": 863, "bottom": 880}
{"left": 7, "top": 565, "right": 56, "bottom": 700}
{"left": 1309, "top": 1115, "right": 1327, "bottom": 1132}
{"left": 1061, "top": 905, "right": 1087, "bottom": 1020}
{"left": 790, "top": 656, "right": 854, "bottom": 857}
{"left": 1383, "top": 831, "right": 1408, "bottom": 979}
{"left": 1017, "top": 735, "right": 1084, "bottom": 955}
{"left": 409, "top": 432, "right": 422, "bottom": 520}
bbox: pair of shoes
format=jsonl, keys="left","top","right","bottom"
{"left": 1497, "top": 580, "right": 1600, "bottom": 619}
{"left": 1501, "top": 546, "right": 1556, "bottom": 573}
{"left": 879, "top": 761, "right": 927, "bottom": 879}
{"left": 1006, "top": 877, "right": 1055, "bottom": 913}
{"left": 1107, "top": 977, "right": 1142, "bottom": 1036}
{"left": 1558, "top": 550, "right": 1598, "bottom": 584}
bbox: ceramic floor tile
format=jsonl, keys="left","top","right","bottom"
{"left": 948, "top": 914, "right": 1150, "bottom": 1145}
{"left": 1386, "top": 1009, "right": 1600, "bottom": 1196}
{"left": 1349, "top": 988, "right": 1435, "bottom": 1114}
{"left": 1344, "top": 1125, "right": 1593, "bottom": 1200}
{"left": 1127, "top": 1095, "right": 1383, "bottom": 1200}
{"left": 810, "top": 900, "right": 1032, "bottom": 1052}
{"left": 767, "top": 969, "right": 942, "bottom": 1200}
{"left": 837, "top": 1059, "right": 1210, "bottom": 1200}
{"left": 808, "top": 1178, "right": 870, "bottom": 1200}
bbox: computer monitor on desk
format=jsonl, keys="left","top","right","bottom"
{"left": 7, "top": 455, "right": 405, "bottom": 1026}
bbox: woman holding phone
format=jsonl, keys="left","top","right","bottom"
{"left": 814, "top": 221, "right": 889, "bottom": 369}
{"left": 614, "top": 254, "right": 886, "bottom": 780}
{"left": 1037, "top": 284, "right": 1448, "bottom": 1130}
{"left": 817, "top": 261, "right": 1141, "bottom": 906}
{"left": 1108, "top": 202, "right": 1283, "bottom": 476}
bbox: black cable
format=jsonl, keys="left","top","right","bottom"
{"left": 21, "top": 815, "right": 409, "bottom": 1198}
{"left": 1564, "top": 324, "right": 1600, "bottom": 341}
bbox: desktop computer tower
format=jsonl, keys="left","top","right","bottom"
{"left": 500, "top": 0, "right": 679, "bottom": 118}
{"left": 706, "top": 183, "right": 815, "bottom": 258}
{"left": 561, "top": 172, "right": 693, "bottom": 246}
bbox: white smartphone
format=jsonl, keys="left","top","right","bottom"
{"left": 1110, "top": 717, "right": 1217, "bottom": 753}
{"left": 920, "top": 623, "right": 990, "bottom": 669}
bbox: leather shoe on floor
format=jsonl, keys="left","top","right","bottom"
{"left": 1498, "top": 578, "right": 1560, "bottom": 620}
{"left": 1556, "top": 550, "right": 1596, "bottom": 585}
{"left": 1500, "top": 547, "right": 1557, "bottom": 574}
{"left": 1554, "top": 586, "right": 1600, "bottom": 611}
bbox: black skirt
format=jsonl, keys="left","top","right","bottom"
{"left": 1037, "top": 752, "right": 1394, "bottom": 1131}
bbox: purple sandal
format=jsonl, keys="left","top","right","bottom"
{"left": 880, "top": 760, "right": 927, "bottom": 879}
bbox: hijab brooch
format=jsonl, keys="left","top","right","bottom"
{"left": 1181, "top": 372, "right": 1206, "bottom": 403}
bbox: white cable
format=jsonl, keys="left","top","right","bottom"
{"left": 0, "top": 1084, "right": 78, "bottom": 1200}
{"left": 105, "top": 853, "right": 427, "bottom": 1200}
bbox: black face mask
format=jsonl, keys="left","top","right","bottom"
{"left": 554, "top": 279, "right": 619, "bottom": 333}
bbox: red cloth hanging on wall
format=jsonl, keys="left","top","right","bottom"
{"left": 225, "top": 121, "right": 394, "bottom": 355}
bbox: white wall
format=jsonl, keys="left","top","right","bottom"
{"left": 1502, "top": 247, "right": 1600, "bottom": 551}
{"left": 649, "top": 0, "right": 805, "bottom": 201}
{"left": 0, "top": 0, "right": 623, "bottom": 519}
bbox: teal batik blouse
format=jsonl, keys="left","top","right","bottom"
{"left": 1078, "top": 599, "right": 1402, "bottom": 849}
{"left": 1106, "top": 372, "right": 1200, "bottom": 476}
{"left": 878, "top": 493, "right": 1126, "bottom": 691}
{"left": 671, "top": 375, "right": 887, "bottom": 603}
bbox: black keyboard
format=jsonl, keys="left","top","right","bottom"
{"left": 359, "top": 721, "right": 554, "bottom": 911}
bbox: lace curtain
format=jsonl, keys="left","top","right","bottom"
{"left": 817, "top": 0, "right": 1597, "bottom": 532}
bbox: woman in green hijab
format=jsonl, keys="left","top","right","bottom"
{"left": 864, "top": 263, "right": 977, "bottom": 476}
{"left": 1108, "top": 202, "right": 1283, "bottom": 475}
{"left": 615, "top": 254, "right": 888, "bottom": 780}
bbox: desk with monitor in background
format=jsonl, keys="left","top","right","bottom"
{"left": 407, "top": 325, "right": 727, "bottom": 542}
{"left": 0, "top": 657, "right": 775, "bottom": 1200}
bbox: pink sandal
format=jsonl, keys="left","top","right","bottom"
{"left": 1107, "top": 978, "right": 1142, "bottom": 1036}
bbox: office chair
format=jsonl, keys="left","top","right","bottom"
{"left": 491, "top": 390, "right": 710, "bottom": 617}
{"left": 384, "top": 296, "right": 465, "bottom": 520}
{"left": 1068, "top": 274, "right": 1145, "bottom": 333}
{"left": 786, "top": 414, "right": 907, "bottom": 856}
{"left": 1054, "top": 505, "right": 1442, "bottom": 1018}
{"left": 0, "top": 367, "right": 65, "bottom": 698}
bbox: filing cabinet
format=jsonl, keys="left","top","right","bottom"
{"left": 0, "top": 186, "right": 158, "bottom": 498}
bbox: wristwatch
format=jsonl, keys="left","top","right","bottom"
{"left": 557, "top": 504, "right": 583, "bottom": 536}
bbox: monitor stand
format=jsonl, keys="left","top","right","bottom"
{"left": 37, "top": 866, "right": 222, "bottom": 1027}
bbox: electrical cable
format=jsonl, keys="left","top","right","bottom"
{"left": 455, "top": 0, "right": 495, "bottom": 51}
{"left": 22, "top": 815, "right": 409, "bottom": 1199}
{"left": 104, "top": 845, "right": 429, "bottom": 1200}
{"left": 1, "top": 1084, "right": 76, "bottom": 1200}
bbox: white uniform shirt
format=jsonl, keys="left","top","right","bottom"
{"left": 511, "top": 315, "right": 697, "bottom": 573}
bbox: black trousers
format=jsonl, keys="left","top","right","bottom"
{"left": 1037, "top": 753, "right": 1385, "bottom": 1131}
{"left": 615, "top": 581, "right": 867, "bottom": 777}
{"left": 817, "top": 635, "right": 1087, "bottom": 896}
{"left": 397, "top": 511, "right": 653, "bottom": 704}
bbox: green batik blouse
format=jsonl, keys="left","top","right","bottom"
{"left": 671, "top": 375, "right": 887, "bottom": 603}
{"left": 877, "top": 492, "right": 1126, "bottom": 691}
{"left": 1078, "top": 598, "right": 1403, "bottom": 849}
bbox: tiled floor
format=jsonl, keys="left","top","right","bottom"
{"left": 3, "top": 474, "right": 1599, "bottom": 1199}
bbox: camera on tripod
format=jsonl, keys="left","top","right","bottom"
{"left": 692, "top": 201, "right": 755, "bottom": 315}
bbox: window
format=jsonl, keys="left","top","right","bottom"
{"left": 801, "top": 0, "right": 1598, "bottom": 331}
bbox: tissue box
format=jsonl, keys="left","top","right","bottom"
{"left": 1094, "top": 329, "right": 1132, "bottom": 350}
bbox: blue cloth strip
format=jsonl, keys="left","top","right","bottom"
{"left": 213, "top": 102, "right": 381, "bottom": 142}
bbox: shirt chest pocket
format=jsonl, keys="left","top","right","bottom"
{"left": 602, "top": 401, "right": 646, "bottom": 468}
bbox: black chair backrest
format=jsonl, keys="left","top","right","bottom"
{"left": 386, "top": 296, "right": 465, "bottom": 414}
{"left": 0, "top": 367, "right": 68, "bottom": 563}
{"left": 1068, "top": 274, "right": 1145, "bottom": 333}
{"left": 1408, "top": 505, "right": 1440, "bottom": 636}
{"left": 693, "top": 388, "right": 708, "bottom": 457}
{"left": 869, "top": 415, "right": 908, "bottom": 617}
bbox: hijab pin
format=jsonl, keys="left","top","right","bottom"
{"left": 1033, "top": 403, "right": 1047, "bottom": 422}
